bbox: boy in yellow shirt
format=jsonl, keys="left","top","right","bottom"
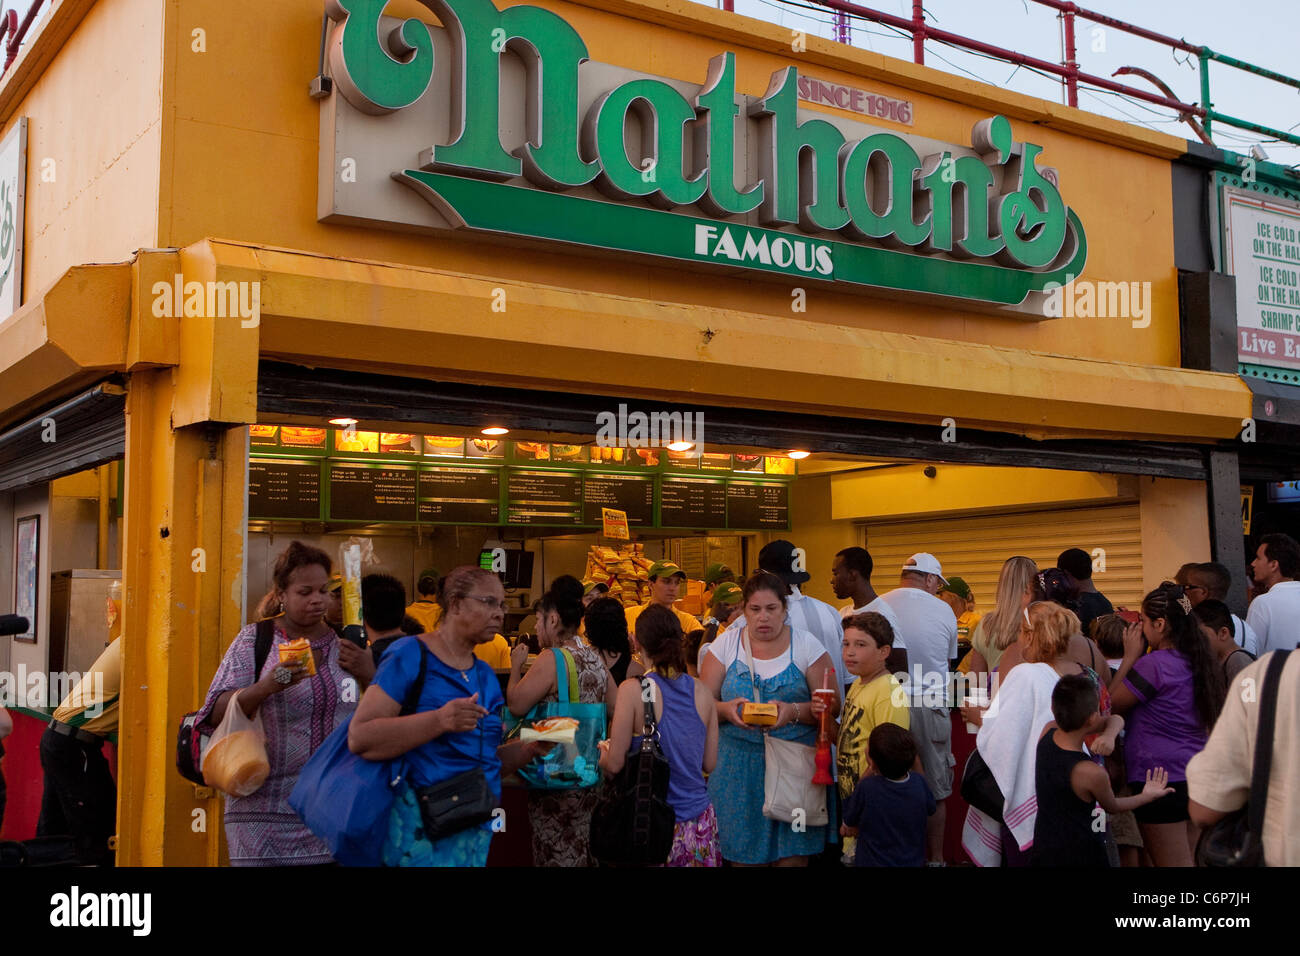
{"left": 813, "top": 611, "right": 909, "bottom": 862}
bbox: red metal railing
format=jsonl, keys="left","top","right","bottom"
{"left": 803, "top": 0, "right": 1300, "bottom": 149}
{"left": 1, "top": 0, "right": 49, "bottom": 73}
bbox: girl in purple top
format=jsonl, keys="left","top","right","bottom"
{"left": 600, "top": 604, "right": 720, "bottom": 866}
{"left": 1110, "top": 582, "right": 1225, "bottom": 867}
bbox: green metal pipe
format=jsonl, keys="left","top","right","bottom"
{"left": 1207, "top": 109, "right": 1300, "bottom": 149}
{"left": 1199, "top": 50, "right": 1212, "bottom": 140}
{"left": 1201, "top": 46, "right": 1300, "bottom": 91}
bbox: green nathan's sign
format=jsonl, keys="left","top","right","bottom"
{"left": 321, "top": 0, "right": 1087, "bottom": 306}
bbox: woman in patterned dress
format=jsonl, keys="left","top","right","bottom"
{"left": 200, "top": 541, "right": 372, "bottom": 866}
{"left": 507, "top": 575, "right": 617, "bottom": 866}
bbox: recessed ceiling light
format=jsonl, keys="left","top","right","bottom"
{"left": 666, "top": 441, "right": 694, "bottom": 451}
{"left": 788, "top": 450, "right": 811, "bottom": 460}
{"left": 329, "top": 417, "right": 358, "bottom": 427}
{"left": 481, "top": 426, "right": 509, "bottom": 436}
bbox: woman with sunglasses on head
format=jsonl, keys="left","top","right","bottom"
{"left": 1108, "top": 582, "right": 1226, "bottom": 867}
{"left": 507, "top": 575, "right": 618, "bottom": 866}
{"left": 997, "top": 568, "right": 1108, "bottom": 682}
{"left": 960, "top": 601, "right": 1122, "bottom": 866}
{"left": 349, "top": 566, "right": 549, "bottom": 867}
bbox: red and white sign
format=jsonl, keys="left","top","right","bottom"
{"left": 797, "top": 76, "right": 912, "bottom": 125}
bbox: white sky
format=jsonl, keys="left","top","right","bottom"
{"left": 717, "top": 0, "right": 1300, "bottom": 168}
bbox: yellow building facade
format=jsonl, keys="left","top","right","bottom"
{"left": 0, "top": 0, "right": 1250, "bottom": 864}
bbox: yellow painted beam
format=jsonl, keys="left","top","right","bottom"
{"left": 195, "top": 239, "right": 1249, "bottom": 442}
{"left": 0, "top": 262, "right": 131, "bottom": 428}
{"left": 117, "top": 367, "right": 248, "bottom": 866}
{"left": 831, "top": 463, "right": 1138, "bottom": 522}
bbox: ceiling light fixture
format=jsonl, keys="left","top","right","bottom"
{"left": 481, "top": 426, "right": 509, "bottom": 436}
{"left": 788, "top": 450, "right": 811, "bottom": 460}
{"left": 329, "top": 417, "right": 358, "bottom": 427}
{"left": 666, "top": 441, "right": 694, "bottom": 451}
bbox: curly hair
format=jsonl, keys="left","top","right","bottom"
{"left": 1141, "top": 582, "right": 1225, "bottom": 732}
{"left": 271, "top": 541, "right": 332, "bottom": 592}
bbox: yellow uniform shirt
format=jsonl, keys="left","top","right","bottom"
{"left": 405, "top": 599, "right": 442, "bottom": 633}
{"left": 624, "top": 602, "right": 702, "bottom": 638}
{"left": 836, "top": 671, "right": 909, "bottom": 801}
{"left": 52, "top": 637, "right": 121, "bottom": 737}
{"left": 474, "top": 634, "right": 512, "bottom": 670}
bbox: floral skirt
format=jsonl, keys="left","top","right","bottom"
{"left": 527, "top": 787, "right": 600, "bottom": 867}
{"left": 665, "top": 804, "right": 721, "bottom": 867}
{"left": 381, "top": 781, "right": 493, "bottom": 868}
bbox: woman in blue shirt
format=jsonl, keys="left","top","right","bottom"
{"left": 349, "top": 566, "right": 546, "bottom": 867}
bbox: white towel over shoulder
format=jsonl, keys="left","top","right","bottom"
{"left": 960, "top": 662, "right": 1059, "bottom": 866}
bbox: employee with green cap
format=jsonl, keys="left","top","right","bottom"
{"left": 939, "top": 576, "right": 981, "bottom": 644}
{"left": 697, "top": 581, "right": 743, "bottom": 672}
{"left": 702, "top": 562, "right": 735, "bottom": 598}
{"left": 625, "top": 560, "right": 703, "bottom": 636}
{"left": 404, "top": 568, "right": 442, "bottom": 633}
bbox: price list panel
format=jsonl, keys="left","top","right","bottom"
{"left": 328, "top": 463, "right": 418, "bottom": 522}
{"left": 583, "top": 474, "right": 654, "bottom": 526}
{"left": 506, "top": 470, "right": 584, "bottom": 525}
{"left": 249, "top": 459, "right": 322, "bottom": 520}
{"left": 659, "top": 476, "right": 727, "bottom": 528}
{"left": 418, "top": 467, "right": 501, "bottom": 524}
{"left": 726, "top": 482, "right": 790, "bottom": 530}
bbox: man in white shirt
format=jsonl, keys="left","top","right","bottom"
{"left": 1247, "top": 534, "right": 1300, "bottom": 654}
{"left": 723, "top": 539, "right": 846, "bottom": 685}
{"left": 830, "top": 546, "right": 906, "bottom": 675}
{"left": 1187, "top": 562, "right": 1259, "bottom": 656}
{"left": 878, "top": 552, "right": 958, "bottom": 864}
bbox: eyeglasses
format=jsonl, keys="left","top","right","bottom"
{"left": 466, "top": 595, "right": 508, "bottom": 612}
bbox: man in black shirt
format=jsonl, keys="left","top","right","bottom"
{"left": 1057, "top": 547, "right": 1113, "bottom": 635}
{"left": 362, "top": 573, "right": 410, "bottom": 668}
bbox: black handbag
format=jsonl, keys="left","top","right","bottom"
{"left": 414, "top": 667, "right": 497, "bottom": 843}
{"left": 590, "top": 677, "right": 675, "bottom": 866}
{"left": 960, "top": 747, "right": 1005, "bottom": 820}
{"left": 1196, "top": 649, "right": 1290, "bottom": 867}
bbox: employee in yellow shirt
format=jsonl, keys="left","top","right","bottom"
{"left": 625, "top": 561, "right": 703, "bottom": 636}
{"left": 38, "top": 636, "right": 121, "bottom": 866}
{"left": 405, "top": 568, "right": 442, "bottom": 633}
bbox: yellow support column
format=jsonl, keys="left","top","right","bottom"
{"left": 116, "top": 245, "right": 257, "bottom": 865}
{"left": 116, "top": 372, "right": 249, "bottom": 865}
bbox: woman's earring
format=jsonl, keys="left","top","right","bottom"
{"left": 278, "top": 600, "right": 285, "bottom": 613}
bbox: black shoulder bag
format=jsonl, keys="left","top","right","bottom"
{"left": 1196, "top": 649, "right": 1290, "bottom": 867}
{"left": 590, "top": 677, "right": 675, "bottom": 866}
{"left": 414, "top": 660, "right": 497, "bottom": 843}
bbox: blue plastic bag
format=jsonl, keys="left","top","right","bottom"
{"left": 514, "top": 649, "right": 605, "bottom": 790}
{"left": 289, "top": 717, "right": 403, "bottom": 867}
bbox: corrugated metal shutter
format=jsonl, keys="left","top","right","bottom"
{"left": 0, "top": 385, "right": 125, "bottom": 493}
{"left": 864, "top": 503, "right": 1144, "bottom": 611}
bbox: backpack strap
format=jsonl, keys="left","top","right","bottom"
{"left": 400, "top": 639, "right": 430, "bottom": 717}
{"left": 1247, "top": 649, "right": 1290, "bottom": 846}
{"left": 638, "top": 676, "right": 658, "bottom": 752}
{"left": 254, "top": 618, "right": 275, "bottom": 679}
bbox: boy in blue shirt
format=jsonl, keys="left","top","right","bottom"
{"left": 840, "top": 723, "right": 936, "bottom": 866}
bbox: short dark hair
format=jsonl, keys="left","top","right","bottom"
{"left": 836, "top": 547, "right": 874, "bottom": 580}
{"left": 1089, "top": 614, "right": 1126, "bottom": 659}
{"left": 583, "top": 597, "right": 630, "bottom": 656}
{"left": 636, "top": 604, "right": 686, "bottom": 674}
{"left": 1051, "top": 673, "right": 1100, "bottom": 733}
{"left": 842, "top": 611, "right": 894, "bottom": 648}
{"left": 1192, "top": 599, "right": 1235, "bottom": 638}
{"left": 537, "top": 575, "right": 584, "bottom": 632}
{"left": 361, "top": 573, "right": 406, "bottom": 632}
{"left": 417, "top": 571, "right": 439, "bottom": 597}
{"left": 742, "top": 570, "right": 789, "bottom": 608}
{"left": 400, "top": 615, "right": 424, "bottom": 635}
{"left": 867, "top": 723, "right": 916, "bottom": 781}
{"left": 1033, "top": 567, "right": 1080, "bottom": 612}
{"left": 1192, "top": 562, "right": 1233, "bottom": 600}
{"left": 271, "top": 540, "right": 332, "bottom": 592}
{"left": 1057, "top": 548, "right": 1093, "bottom": 582}
{"left": 1260, "top": 533, "right": 1300, "bottom": 579}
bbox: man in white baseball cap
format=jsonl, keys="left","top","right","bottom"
{"left": 878, "top": 551, "right": 958, "bottom": 864}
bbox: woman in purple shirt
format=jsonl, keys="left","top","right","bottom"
{"left": 600, "top": 604, "right": 720, "bottom": 866}
{"left": 1109, "top": 582, "right": 1225, "bottom": 866}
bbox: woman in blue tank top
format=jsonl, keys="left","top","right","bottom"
{"left": 600, "top": 604, "right": 721, "bottom": 866}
